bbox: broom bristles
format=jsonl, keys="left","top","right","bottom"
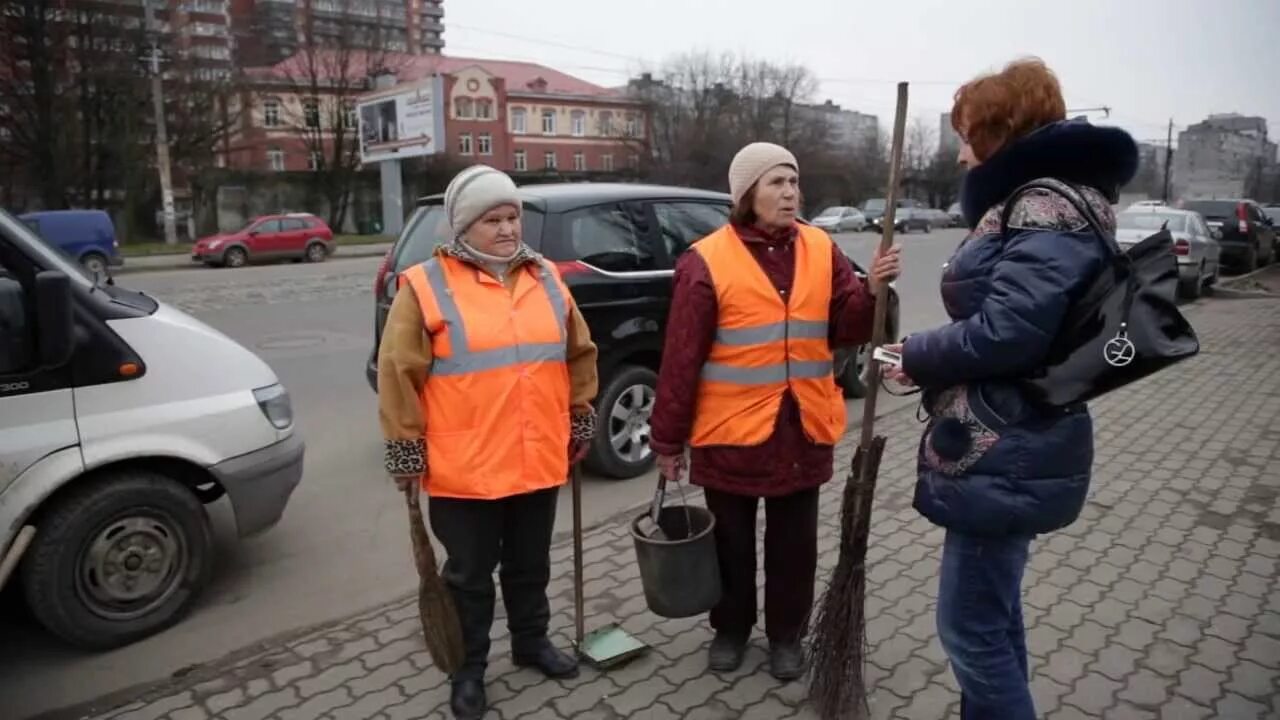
{"left": 808, "top": 437, "right": 887, "bottom": 720}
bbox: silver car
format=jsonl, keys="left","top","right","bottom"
{"left": 811, "top": 206, "right": 866, "bottom": 233}
{"left": 1115, "top": 208, "right": 1221, "bottom": 299}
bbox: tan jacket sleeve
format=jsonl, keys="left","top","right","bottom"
{"left": 378, "top": 284, "right": 430, "bottom": 477}
{"left": 565, "top": 299, "right": 598, "bottom": 415}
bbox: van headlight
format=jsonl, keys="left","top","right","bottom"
{"left": 254, "top": 384, "right": 294, "bottom": 429}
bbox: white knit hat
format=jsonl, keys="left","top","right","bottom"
{"left": 728, "top": 142, "right": 799, "bottom": 206}
{"left": 443, "top": 164, "right": 521, "bottom": 235}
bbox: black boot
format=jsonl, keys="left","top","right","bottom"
{"left": 513, "top": 640, "right": 580, "bottom": 679}
{"left": 450, "top": 678, "right": 487, "bottom": 720}
{"left": 769, "top": 640, "right": 806, "bottom": 681}
{"left": 707, "top": 631, "right": 748, "bottom": 672}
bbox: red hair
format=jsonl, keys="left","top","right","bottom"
{"left": 951, "top": 58, "right": 1067, "bottom": 162}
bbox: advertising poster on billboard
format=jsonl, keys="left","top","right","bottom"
{"left": 357, "top": 75, "right": 446, "bottom": 165}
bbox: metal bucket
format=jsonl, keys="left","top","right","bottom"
{"left": 631, "top": 505, "right": 721, "bottom": 618}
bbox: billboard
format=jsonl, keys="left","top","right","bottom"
{"left": 357, "top": 75, "right": 446, "bottom": 164}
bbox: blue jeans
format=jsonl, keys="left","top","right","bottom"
{"left": 937, "top": 530, "right": 1035, "bottom": 720}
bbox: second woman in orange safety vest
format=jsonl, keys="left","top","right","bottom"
{"left": 650, "top": 142, "right": 901, "bottom": 681}
{"left": 377, "top": 165, "right": 598, "bottom": 720}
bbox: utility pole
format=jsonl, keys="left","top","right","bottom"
{"left": 1162, "top": 118, "right": 1174, "bottom": 203}
{"left": 142, "top": 0, "right": 178, "bottom": 245}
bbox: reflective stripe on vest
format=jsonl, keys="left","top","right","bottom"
{"left": 421, "top": 257, "right": 569, "bottom": 376}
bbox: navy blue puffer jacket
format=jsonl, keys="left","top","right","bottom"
{"left": 901, "top": 119, "right": 1138, "bottom": 538}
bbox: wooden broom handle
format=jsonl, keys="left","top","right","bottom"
{"left": 857, "top": 82, "right": 910, "bottom": 457}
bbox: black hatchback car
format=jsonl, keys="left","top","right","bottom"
{"left": 1181, "top": 199, "right": 1276, "bottom": 272}
{"left": 367, "top": 183, "right": 897, "bottom": 479}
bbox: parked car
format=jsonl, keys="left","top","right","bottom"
{"left": 869, "top": 206, "right": 934, "bottom": 233}
{"left": 1264, "top": 206, "right": 1280, "bottom": 251}
{"left": 0, "top": 210, "right": 303, "bottom": 649}
{"left": 921, "top": 208, "right": 951, "bottom": 228}
{"left": 811, "top": 206, "right": 867, "bottom": 233}
{"left": 18, "top": 209, "right": 123, "bottom": 277}
{"left": 1179, "top": 199, "right": 1276, "bottom": 272}
{"left": 946, "top": 202, "right": 964, "bottom": 227}
{"left": 366, "top": 184, "right": 898, "bottom": 479}
{"left": 1116, "top": 208, "right": 1221, "bottom": 299}
{"left": 192, "top": 213, "right": 335, "bottom": 268}
{"left": 1126, "top": 199, "right": 1167, "bottom": 211}
{"left": 860, "top": 197, "right": 923, "bottom": 231}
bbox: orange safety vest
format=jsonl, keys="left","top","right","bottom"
{"left": 690, "top": 224, "right": 846, "bottom": 447}
{"left": 399, "top": 254, "right": 572, "bottom": 499}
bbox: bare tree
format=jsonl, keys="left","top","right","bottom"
{"left": 275, "top": 0, "right": 401, "bottom": 231}
{"left": 628, "top": 52, "right": 829, "bottom": 198}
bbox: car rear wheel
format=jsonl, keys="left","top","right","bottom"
{"left": 586, "top": 365, "right": 657, "bottom": 479}
{"left": 20, "top": 470, "right": 213, "bottom": 650}
{"left": 81, "top": 253, "right": 108, "bottom": 277}
{"left": 305, "top": 241, "right": 328, "bottom": 263}
{"left": 223, "top": 247, "right": 248, "bottom": 268}
{"left": 1178, "top": 264, "right": 1204, "bottom": 300}
{"left": 835, "top": 346, "right": 869, "bottom": 398}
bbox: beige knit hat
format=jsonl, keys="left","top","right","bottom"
{"left": 443, "top": 164, "right": 521, "bottom": 235}
{"left": 728, "top": 142, "right": 799, "bottom": 206}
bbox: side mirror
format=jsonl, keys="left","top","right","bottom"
{"left": 35, "top": 271, "right": 74, "bottom": 367}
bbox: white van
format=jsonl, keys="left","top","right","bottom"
{"left": 0, "top": 210, "right": 303, "bottom": 649}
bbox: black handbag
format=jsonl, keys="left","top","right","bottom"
{"left": 999, "top": 178, "right": 1199, "bottom": 407}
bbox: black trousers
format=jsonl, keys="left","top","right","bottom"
{"left": 428, "top": 487, "right": 558, "bottom": 681}
{"left": 704, "top": 487, "right": 820, "bottom": 644}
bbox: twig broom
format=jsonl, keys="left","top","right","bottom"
{"left": 403, "top": 485, "right": 465, "bottom": 674}
{"left": 808, "top": 81, "right": 910, "bottom": 720}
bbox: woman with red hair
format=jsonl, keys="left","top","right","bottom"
{"left": 885, "top": 58, "right": 1138, "bottom": 718}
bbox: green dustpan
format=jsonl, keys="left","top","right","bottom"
{"left": 579, "top": 622, "right": 649, "bottom": 669}
{"left": 571, "top": 467, "right": 650, "bottom": 670}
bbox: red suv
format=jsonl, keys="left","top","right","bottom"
{"left": 192, "top": 213, "right": 335, "bottom": 268}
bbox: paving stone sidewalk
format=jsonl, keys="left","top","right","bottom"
{"left": 44, "top": 297, "right": 1280, "bottom": 719}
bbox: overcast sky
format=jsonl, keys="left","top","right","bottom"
{"left": 445, "top": 0, "right": 1280, "bottom": 151}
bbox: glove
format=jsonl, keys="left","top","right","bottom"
{"left": 569, "top": 411, "right": 596, "bottom": 465}
{"left": 385, "top": 439, "right": 425, "bottom": 492}
{"left": 656, "top": 453, "right": 687, "bottom": 484}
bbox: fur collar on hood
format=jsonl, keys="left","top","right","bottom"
{"left": 959, "top": 118, "right": 1139, "bottom": 229}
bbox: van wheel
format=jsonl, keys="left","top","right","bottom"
{"left": 81, "top": 253, "right": 108, "bottom": 277}
{"left": 305, "top": 241, "right": 328, "bottom": 263}
{"left": 586, "top": 365, "right": 657, "bottom": 479}
{"left": 223, "top": 247, "right": 248, "bottom": 268}
{"left": 20, "top": 471, "right": 213, "bottom": 650}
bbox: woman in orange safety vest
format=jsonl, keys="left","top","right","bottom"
{"left": 377, "top": 165, "right": 598, "bottom": 720}
{"left": 651, "top": 142, "right": 901, "bottom": 681}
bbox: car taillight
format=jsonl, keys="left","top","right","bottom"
{"left": 374, "top": 249, "right": 393, "bottom": 300}
{"left": 1173, "top": 239, "right": 1190, "bottom": 256}
{"left": 1237, "top": 204, "right": 1249, "bottom": 234}
{"left": 554, "top": 260, "right": 592, "bottom": 277}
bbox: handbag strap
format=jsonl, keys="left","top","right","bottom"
{"left": 999, "top": 178, "right": 1139, "bottom": 327}
{"left": 999, "top": 178, "right": 1124, "bottom": 259}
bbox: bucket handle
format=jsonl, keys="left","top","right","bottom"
{"left": 650, "top": 472, "right": 694, "bottom": 536}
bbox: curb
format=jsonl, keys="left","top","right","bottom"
{"left": 1215, "top": 264, "right": 1280, "bottom": 299}
{"left": 114, "top": 245, "right": 392, "bottom": 274}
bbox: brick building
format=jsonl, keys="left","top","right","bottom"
{"left": 227, "top": 52, "right": 647, "bottom": 178}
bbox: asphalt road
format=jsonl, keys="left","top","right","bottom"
{"left": 0, "top": 228, "right": 965, "bottom": 718}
